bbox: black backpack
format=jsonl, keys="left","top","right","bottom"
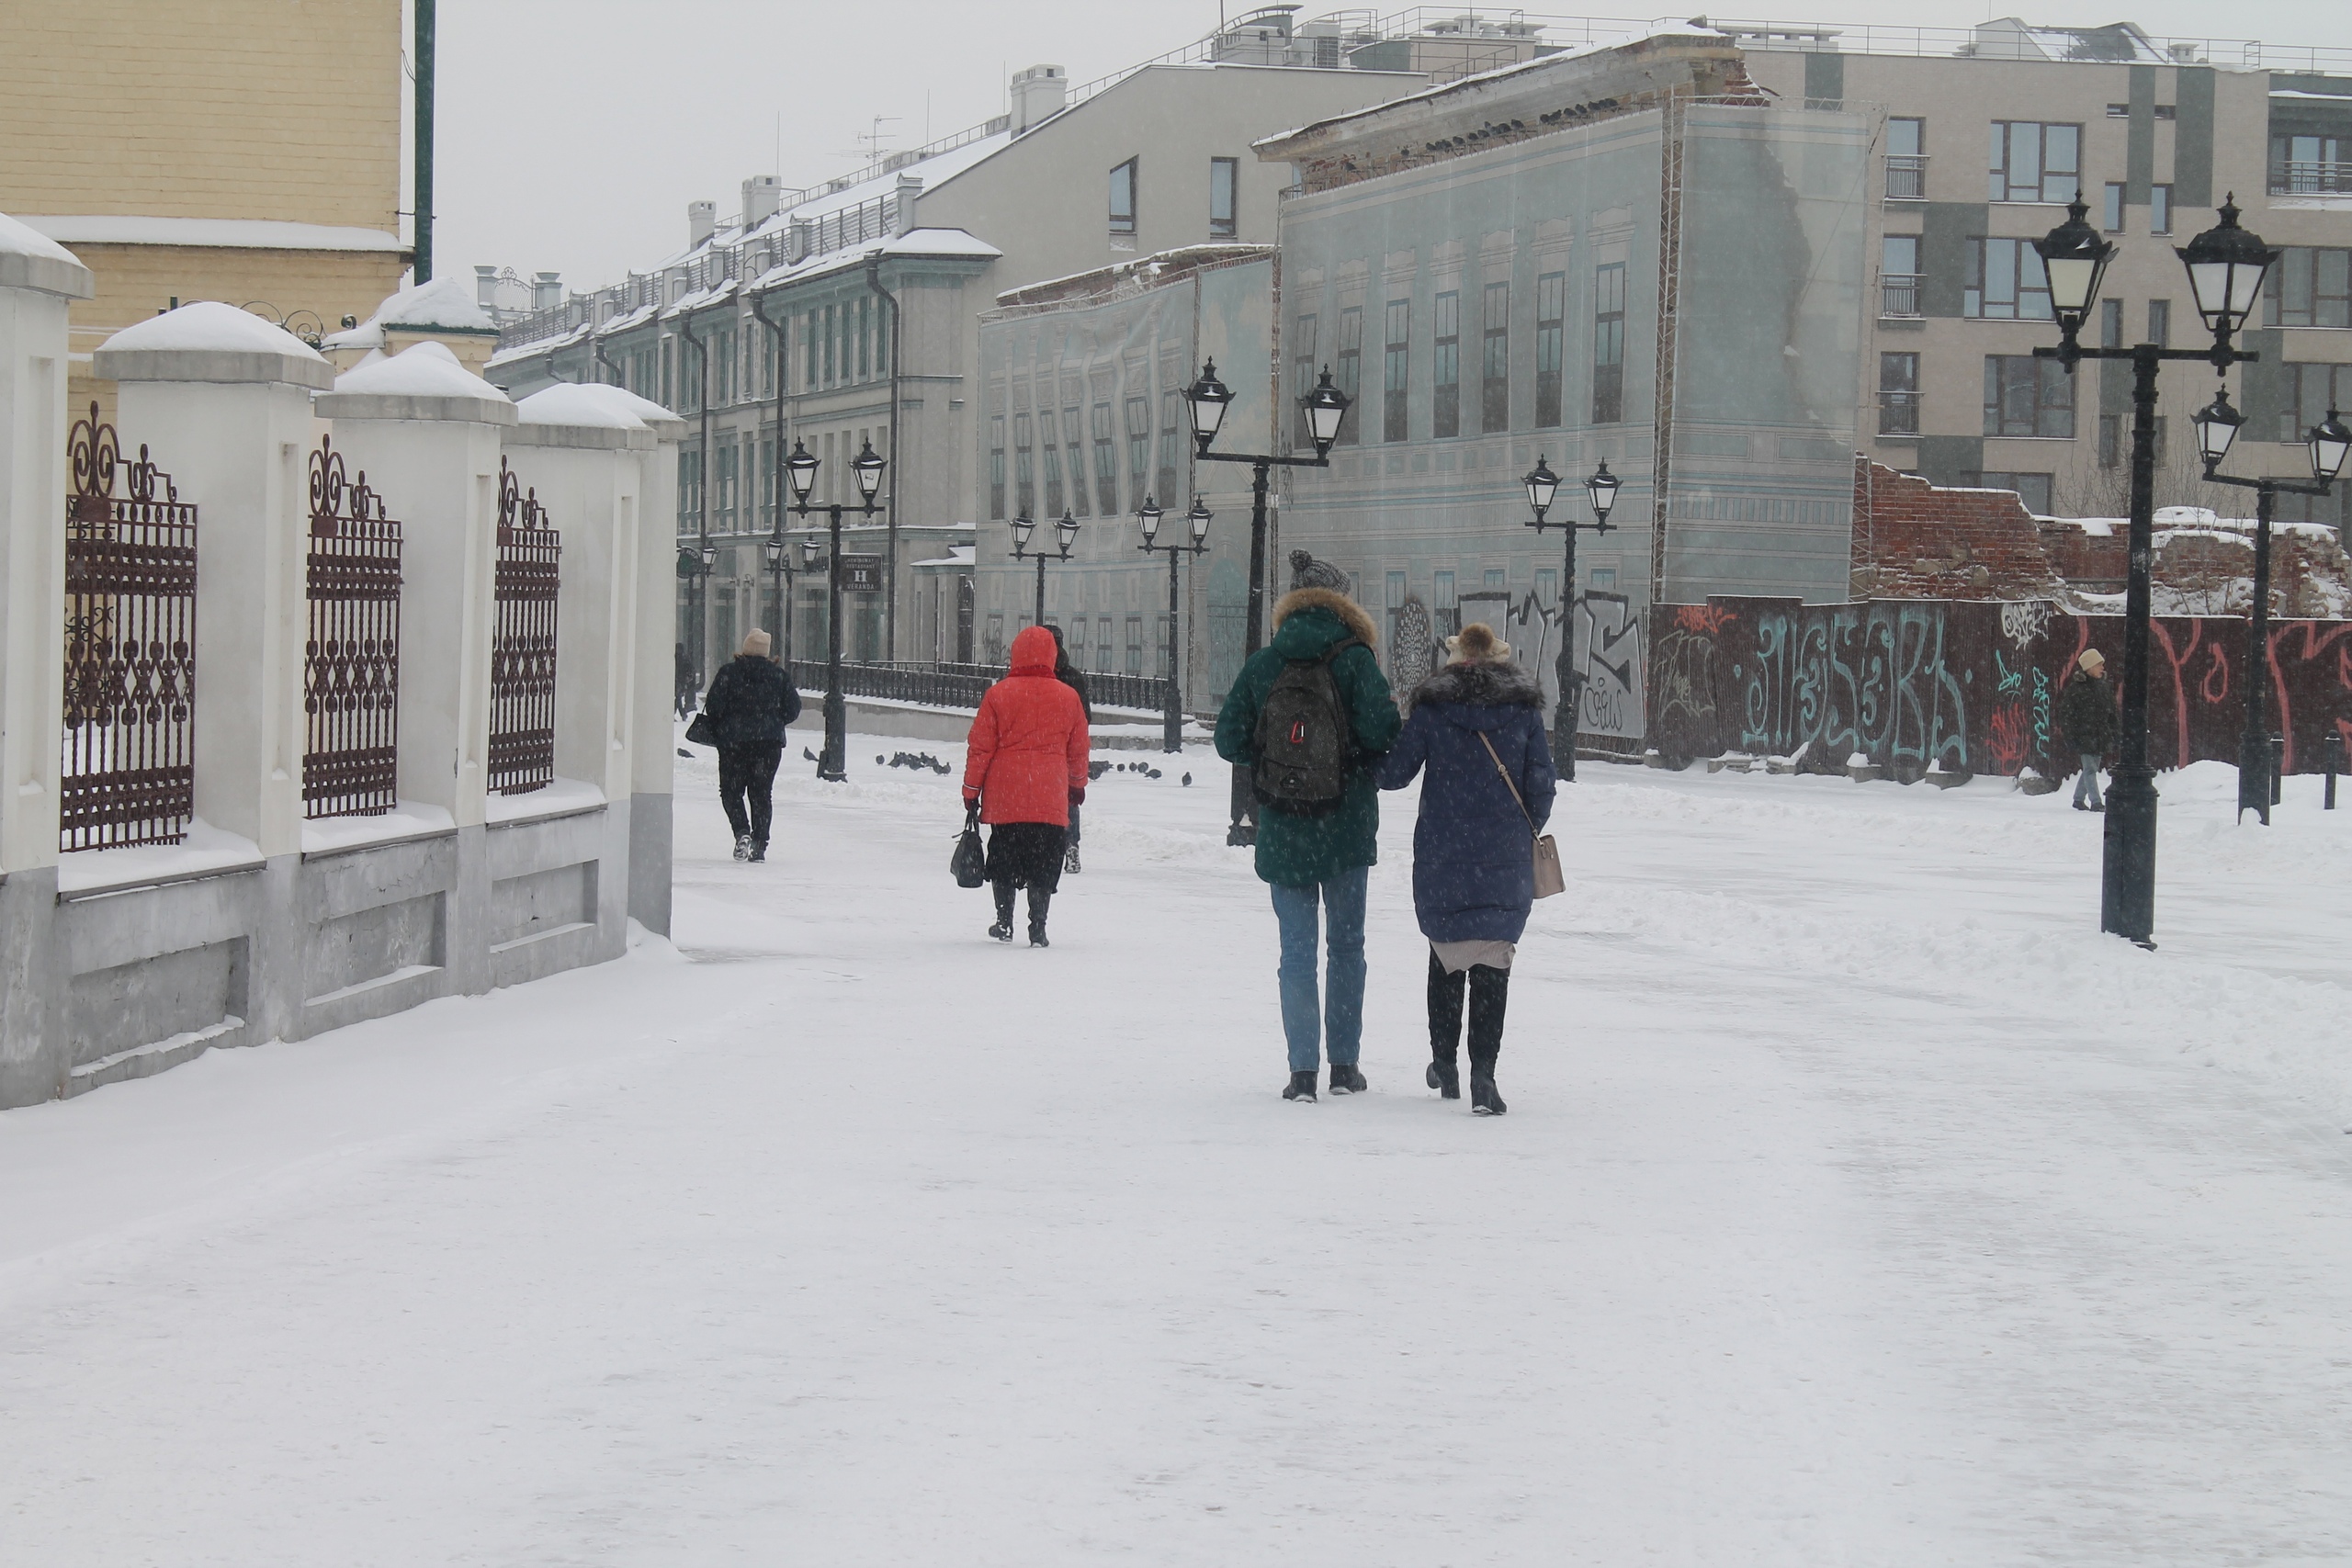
{"left": 1252, "top": 638, "right": 1360, "bottom": 816}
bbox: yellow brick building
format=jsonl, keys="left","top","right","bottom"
{"left": 0, "top": 0, "right": 407, "bottom": 414}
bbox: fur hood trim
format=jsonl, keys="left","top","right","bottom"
{"left": 1407, "top": 658, "right": 1544, "bottom": 714}
{"left": 1272, "top": 587, "right": 1379, "bottom": 649}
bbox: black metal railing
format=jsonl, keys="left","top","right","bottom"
{"left": 489, "top": 458, "right": 560, "bottom": 795}
{"left": 788, "top": 659, "right": 1174, "bottom": 716}
{"left": 304, "top": 436, "right": 403, "bottom": 818}
{"left": 60, "top": 406, "right": 198, "bottom": 852}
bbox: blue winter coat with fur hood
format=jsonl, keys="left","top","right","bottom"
{"left": 1378, "top": 659, "right": 1558, "bottom": 942}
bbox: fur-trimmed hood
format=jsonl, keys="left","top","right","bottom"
{"left": 1271, "top": 586, "right": 1379, "bottom": 650}
{"left": 1406, "top": 658, "right": 1544, "bottom": 716}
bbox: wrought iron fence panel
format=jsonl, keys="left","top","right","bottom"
{"left": 60, "top": 405, "right": 198, "bottom": 852}
{"left": 489, "top": 458, "right": 560, "bottom": 795}
{"left": 304, "top": 436, "right": 403, "bottom": 818}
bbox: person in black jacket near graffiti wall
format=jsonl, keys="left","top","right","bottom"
{"left": 702, "top": 628, "right": 802, "bottom": 861}
{"left": 1044, "top": 624, "right": 1092, "bottom": 874}
{"left": 2057, "top": 647, "right": 2117, "bottom": 812}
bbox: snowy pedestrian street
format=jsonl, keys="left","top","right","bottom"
{"left": 5, "top": 739, "right": 2350, "bottom": 1566}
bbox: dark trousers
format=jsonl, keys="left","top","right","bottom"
{"left": 718, "top": 742, "right": 784, "bottom": 845}
{"left": 1428, "top": 952, "right": 1510, "bottom": 1069}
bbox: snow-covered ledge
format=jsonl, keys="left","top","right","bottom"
{"left": 55, "top": 819, "right": 265, "bottom": 898}
{"left": 93, "top": 296, "right": 334, "bottom": 391}
{"left": 300, "top": 801, "right": 458, "bottom": 858}
{"left": 484, "top": 777, "right": 605, "bottom": 827}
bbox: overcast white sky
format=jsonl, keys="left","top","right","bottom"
{"left": 425, "top": 0, "right": 2346, "bottom": 294}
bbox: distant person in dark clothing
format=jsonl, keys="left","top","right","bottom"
{"left": 2058, "top": 647, "right": 2117, "bottom": 812}
{"left": 674, "top": 641, "right": 696, "bottom": 719}
{"left": 1044, "top": 624, "right": 1092, "bottom": 874}
{"left": 702, "top": 628, "right": 801, "bottom": 861}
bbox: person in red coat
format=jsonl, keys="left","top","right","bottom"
{"left": 963, "top": 625, "right": 1090, "bottom": 946}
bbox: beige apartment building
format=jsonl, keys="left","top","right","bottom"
{"left": 0, "top": 0, "right": 408, "bottom": 416}
{"left": 1734, "top": 18, "right": 2352, "bottom": 535}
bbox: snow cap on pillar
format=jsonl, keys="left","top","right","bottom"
{"left": 511, "top": 383, "right": 657, "bottom": 451}
{"left": 93, "top": 299, "right": 331, "bottom": 388}
{"left": 314, "top": 339, "right": 516, "bottom": 424}
{"left": 0, "top": 209, "right": 94, "bottom": 299}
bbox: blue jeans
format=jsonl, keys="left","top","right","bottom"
{"left": 1269, "top": 865, "right": 1369, "bottom": 1073}
{"left": 2074, "top": 753, "right": 2105, "bottom": 807}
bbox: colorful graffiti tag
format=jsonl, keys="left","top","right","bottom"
{"left": 1644, "top": 597, "right": 2352, "bottom": 778}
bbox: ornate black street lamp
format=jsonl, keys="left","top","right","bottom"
{"left": 783, "top": 435, "right": 887, "bottom": 782}
{"left": 677, "top": 540, "right": 719, "bottom": 695}
{"left": 1136, "top": 494, "right": 1212, "bottom": 754}
{"left": 2189, "top": 393, "right": 2348, "bottom": 823}
{"left": 2031, "top": 194, "right": 2276, "bottom": 946}
{"left": 1185, "top": 358, "right": 1351, "bottom": 844}
{"left": 1010, "top": 507, "right": 1080, "bottom": 627}
{"left": 1521, "top": 456, "right": 1619, "bottom": 781}
{"left": 763, "top": 529, "right": 820, "bottom": 662}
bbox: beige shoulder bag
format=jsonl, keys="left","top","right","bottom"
{"left": 1476, "top": 731, "right": 1565, "bottom": 898}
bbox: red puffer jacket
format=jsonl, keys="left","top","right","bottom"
{"left": 963, "top": 626, "right": 1090, "bottom": 826}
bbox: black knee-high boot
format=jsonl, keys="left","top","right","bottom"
{"left": 1026, "top": 886, "right": 1051, "bottom": 947}
{"left": 1467, "top": 964, "right": 1510, "bottom": 1115}
{"left": 1426, "top": 952, "right": 1465, "bottom": 1098}
{"left": 989, "top": 881, "right": 1016, "bottom": 942}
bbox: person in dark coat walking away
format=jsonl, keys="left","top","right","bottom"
{"left": 701, "top": 628, "right": 801, "bottom": 861}
{"left": 1214, "top": 583, "right": 1401, "bottom": 1101}
{"left": 964, "top": 625, "right": 1091, "bottom": 946}
{"left": 1379, "top": 623, "right": 1556, "bottom": 1115}
{"left": 2058, "top": 647, "right": 2118, "bottom": 811}
{"left": 1043, "top": 624, "right": 1092, "bottom": 874}
{"left": 674, "top": 641, "right": 697, "bottom": 718}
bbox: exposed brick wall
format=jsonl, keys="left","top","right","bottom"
{"left": 2038, "top": 519, "right": 2126, "bottom": 585}
{"left": 1849, "top": 459, "right": 2063, "bottom": 600}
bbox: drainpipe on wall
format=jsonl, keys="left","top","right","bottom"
{"left": 413, "top": 0, "right": 435, "bottom": 283}
{"left": 677, "top": 312, "right": 713, "bottom": 679}
{"left": 865, "top": 253, "right": 903, "bottom": 661}
{"left": 751, "top": 286, "right": 793, "bottom": 649}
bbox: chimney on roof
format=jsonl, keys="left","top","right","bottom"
{"left": 1010, "top": 63, "right": 1067, "bottom": 135}
{"left": 687, "top": 199, "right": 717, "bottom": 248}
{"left": 742, "top": 175, "right": 785, "bottom": 226}
{"left": 789, "top": 216, "right": 813, "bottom": 265}
{"left": 895, "top": 174, "right": 923, "bottom": 238}
{"left": 532, "top": 271, "right": 561, "bottom": 310}
{"left": 475, "top": 264, "right": 499, "bottom": 309}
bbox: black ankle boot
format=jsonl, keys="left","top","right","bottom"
{"left": 1026, "top": 887, "right": 1051, "bottom": 947}
{"left": 1470, "top": 1067, "right": 1508, "bottom": 1116}
{"left": 1467, "top": 965, "right": 1510, "bottom": 1115}
{"left": 1329, "top": 1062, "right": 1366, "bottom": 1095}
{"left": 1283, "top": 1070, "right": 1317, "bottom": 1102}
{"left": 1426, "top": 1061, "right": 1461, "bottom": 1099}
{"left": 1427, "top": 953, "right": 1464, "bottom": 1098}
{"left": 989, "top": 883, "right": 1015, "bottom": 942}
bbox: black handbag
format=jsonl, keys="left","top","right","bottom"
{"left": 684, "top": 711, "right": 718, "bottom": 747}
{"left": 951, "top": 814, "right": 988, "bottom": 888}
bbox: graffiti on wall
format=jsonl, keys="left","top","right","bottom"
{"left": 1644, "top": 597, "right": 2352, "bottom": 778}
{"left": 1577, "top": 591, "right": 1645, "bottom": 739}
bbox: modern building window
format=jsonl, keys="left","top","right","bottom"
{"left": 1988, "top": 120, "right": 2080, "bottom": 204}
{"left": 1336, "top": 306, "right": 1363, "bottom": 445}
{"left": 2098, "top": 413, "right": 2120, "bottom": 469}
{"left": 1013, "top": 411, "right": 1035, "bottom": 515}
{"left": 1885, "top": 117, "right": 1927, "bottom": 200}
{"left": 2284, "top": 363, "right": 2352, "bottom": 442}
{"left": 2100, "top": 298, "right": 2124, "bottom": 349}
{"left": 1983, "top": 355, "right": 2075, "bottom": 439}
{"left": 1125, "top": 395, "right": 1150, "bottom": 497}
{"left": 1125, "top": 615, "right": 1144, "bottom": 675}
{"left": 1881, "top": 235, "right": 1921, "bottom": 317}
{"left": 2147, "top": 299, "right": 2170, "bottom": 348}
{"left": 2264, "top": 247, "right": 2352, "bottom": 328}
{"left": 1963, "top": 236, "right": 2052, "bottom": 320}
{"left": 1534, "top": 270, "right": 1566, "bottom": 427}
{"left": 1432, "top": 570, "right": 1458, "bottom": 638}
{"left": 1589, "top": 567, "right": 1617, "bottom": 592}
{"left": 1878, "top": 352, "right": 1920, "bottom": 435}
{"left": 1383, "top": 299, "right": 1410, "bottom": 443}
{"left": 1109, "top": 158, "right": 1137, "bottom": 238}
{"left": 1481, "top": 282, "right": 1510, "bottom": 433}
{"left": 1294, "top": 313, "right": 1317, "bottom": 402}
{"left": 1209, "top": 157, "right": 1238, "bottom": 239}
{"left": 1972, "top": 470, "right": 2054, "bottom": 513}
{"left": 1432, "top": 291, "right": 1460, "bottom": 438}
{"left": 1063, "top": 405, "right": 1088, "bottom": 515}
{"left": 2271, "top": 133, "right": 2348, "bottom": 197}
{"left": 989, "top": 415, "right": 1007, "bottom": 519}
{"left": 2149, "top": 183, "right": 2173, "bottom": 236}
{"left": 2154, "top": 104, "right": 2176, "bottom": 121}
{"left": 2103, "top": 181, "right": 2126, "bottom": 233}
{"left": 1159, "top": 389, "right": 1183, "bottom": 509}
{"left": 1592, "top": 264, "right": 1625, "bottom": 424}
{"left": 1092, "top": 402, "right": 1118, "bottom": 514}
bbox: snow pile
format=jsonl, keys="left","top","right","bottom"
{"left": 514, "top": 383, "right": 650, "bottom": 431}
{"left": 322, "top": 276, "right": 497, "bottom": 350}
{"left": 0, "top": 209, "right": 82, "bottom": 265}
{"left": 332, "top": 340, "right": 510, "bottom": 403}
{"left": 97, "top": 299, "right": 327, "bottom": 363}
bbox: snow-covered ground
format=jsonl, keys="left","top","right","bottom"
{"left": 4, "top": 731, "right": 2348, "bottom": 1565}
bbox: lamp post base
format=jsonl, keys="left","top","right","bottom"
{"left": 820, "top": 691, "right": 846, "bottom": 783}
{"left": 2099, "top": 761, "right": 2159, "bottom": 947}
{"left": 2236, "top": 729, "right": 2272, "bottom": 825}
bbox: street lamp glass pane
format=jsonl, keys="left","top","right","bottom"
{"left": 2312, "top": 410, "right": 2352, "bottom": 482}
{"left": 1188, "top": 501, "right": 1213, "bottom": 545}
{"left": 801, "top": 537, "right": 820, "bottom": 567}
{"left": 2042, "top": 255, "right": 2102, "bottom": 312}
{"left": 1586, "top": 461, "right": 1621, "bottom": 520}
{"left": 1011, "top": 514, "right": 1035, "bottom": 549}
{"left": 1301, "top": 369, "right": 1349, "bottom": 453}
{"left": 2191, "top": 391, "right": 2242, "bottom": 464}
{"left": 763, "top": 537, "right": 784, "bottom": 569}
{"left": 1186, "top": 362, "right": 1232, "bottom": 443}
{"left": 1137, "top": 502, "right": 1163, "bottom": 545}
{"left": 852, "top": 440, "right": 887, "bottom": 500}
{"left": 1056, "top": 513, "right": 1081, "bottom": 551}
{"left": 1523, "top": 457, "right": 1559, "bottom": 514}
{"left": 785, "top": 441, "right": 819, "bottom": 502}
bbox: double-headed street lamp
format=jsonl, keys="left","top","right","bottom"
{"left": 1183, "top": 358, "right": 1351, "bottom": 845}
{"left": 1521, "top": 456, "right": 1620, "bottom": 782}
{"left": 1009, "top": 507, "right": 1080, "bottom": 626}
{"left": 2030, "top": 193, "right": 2277, "bottom": 945}
{"left": 1136, "top": 494, "right": 1213, "bottom": 754}
{"left": 2188, "top": 392, "right": 2350, "bottom": 824}
{"left": 762, "top": 528, "right": 820, "bottom": 663}
{"left": 784, "top": 434, "right": 887, "bottom": 782}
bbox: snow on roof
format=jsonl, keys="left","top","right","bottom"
{"left": 0, "top": 209, "right": 82, "bottom": 266}
{"left": 594, "top": 302, "right": 658, "bottom": 337}
{"left": 2271, "top": 89, "right": 2352, "bottom": 101}
{"left": 661, "top": 276, "right": 737, "bottom": 320}
{"left": 322, "top": 276, "right": 498, "bottom": 350}
{"left": 563, "top": 382, "right": 683, "bottom": 428}
{"left": 515, "top": 382, "right": 650, "bottom": 431}
{"left": 748, "top": 228, "right": 1002, "bottom": 291}
{"left": 13, "top": 215, "right": 407, "bottom": 253}
{"left": 913, "top": 545, "right": 978, "bottom": 568}
{"left": 333, "top": 340, "right": 510, "bottom": 401}
{"left": 99, "top": 299, "right": 328, "bottom": 361}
